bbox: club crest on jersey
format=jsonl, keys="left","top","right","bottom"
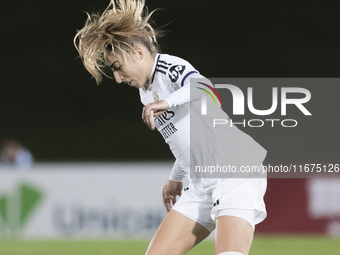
{"left": 153, "top": 90, "right": 159, "bottom": 102}
{"left": 168, "top": 65, "right": 186, "bottom": 83}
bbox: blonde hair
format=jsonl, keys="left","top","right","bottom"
{"left": 74, "top": 0, "right": 162, "bottom": 84}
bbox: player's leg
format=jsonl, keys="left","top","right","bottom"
{"left": 211, "top": 178, "right": 267, "bottom": 255}
{"left": 145, "top": 209, "right": 211, "bottom": 255}
{"left": 214, "top": 215, "right": 254, "bottom": 255}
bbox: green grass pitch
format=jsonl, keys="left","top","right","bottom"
{"left": 0, "top": 236, "right": 339, "bottom": 255}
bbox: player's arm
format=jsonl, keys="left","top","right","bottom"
{"left": 162, "top": 180, "right": 182, "bottom": 212}
{"left": 142, "top": 59, "right": 213, "bottom": 130}
{"left": 142, "top": 75, "right": 211, "bottom": 130}
{"left": 163, "top": 73, "right": 213, "bottom": 108}
{"left": 142, "top": 100, "right": 169, "bottom": 130}
{"left": 162, "top": 159, "right": 185, "bottom": 212}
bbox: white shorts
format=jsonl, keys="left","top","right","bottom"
{"left": 171, "top": 178, "right": 267, "bottom": 233}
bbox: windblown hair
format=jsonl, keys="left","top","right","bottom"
{"left": 74, "top": 0, "right": 162, "bottom": 84}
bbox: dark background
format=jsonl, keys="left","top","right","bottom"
{"left": 1, "top": 0, "right": 339, "bottom": 162}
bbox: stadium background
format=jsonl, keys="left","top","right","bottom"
{"left": 1, "top": 0, "right": 340, "bottom": 254}
{"left": 1, "top": 0, "right": 339, "bottom": 161}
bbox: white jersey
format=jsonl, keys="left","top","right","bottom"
{"left": 139, "top": 54, "right": 267, "bottom": 187}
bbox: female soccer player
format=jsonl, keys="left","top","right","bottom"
{"left": 74, "top": 1, "right": 267, "bottom": 254}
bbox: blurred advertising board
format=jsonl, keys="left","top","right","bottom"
{"left": 1, "top": 163, "right": 340, "bottom": 239}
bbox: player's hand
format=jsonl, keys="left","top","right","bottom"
{"left": 162, "top": 180, "right": 183, "bottom": 212}
{"left": 142, "top": 100, "right": 169, "bottom": 130}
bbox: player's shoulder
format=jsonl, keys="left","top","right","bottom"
{"left": 158, "top": 54, "right": 193, "bottom": 73}
{"left": 157, "top": 54, "right": 198, "bottom": 86}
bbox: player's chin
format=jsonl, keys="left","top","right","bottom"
{"left": 134, "top": 82, "right": 145, "bottom": 89}
{"left": 129, "top": 80, "right": 140, "bottom": 88}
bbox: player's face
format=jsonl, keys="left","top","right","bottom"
{"left": 104, "top": 49, "right": 149, "bottom": 89}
